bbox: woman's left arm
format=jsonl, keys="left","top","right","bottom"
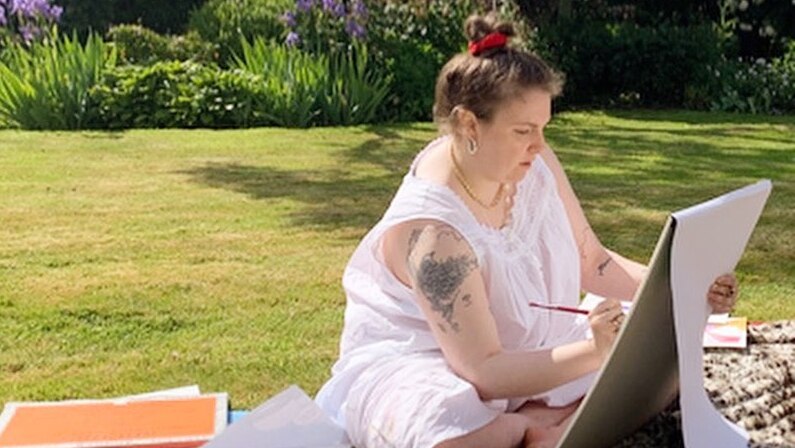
{"left": 540, "top": 147, "right": 739, "bottom": 311}
{"left": 539, "top": 147, "right": 644, "bottom": 301}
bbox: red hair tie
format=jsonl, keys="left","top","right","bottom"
{"left": 468, "top": 32, "right": 508, "bottom": 56}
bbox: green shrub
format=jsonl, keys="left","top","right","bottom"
{"left": 318, "top": 43, "right": 391, "bottom": 126}
{"left": 234, "top": 37, "right": 390, "bottom": 127}
{"left": 365, "top": 0, "right": 528, "bottom": 122}
{"left": 188, "top": 0, "right": 291, "bottom": 65}
{"left": 233, "top": 37, "right": 328, "bottom": 127}
{"left": 0, "top": 32, "right": 115, "bottom": 130}
{"left": 107, "top": 24, "right": 218, "bottom": 65}
{"left": 107, "top": 24, "right": 169, "bottom": 65}
{"left": 533, "top": 20, "right": 726, "bottom": 109}
{"left": 711, "top": 42, "right": 795, "bottom": 114}
{"left": 88, "top": 60, "right": 269, "bottom": 129}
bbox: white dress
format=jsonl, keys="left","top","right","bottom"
{"left": 315, "top": 136, "right": 595, "bottom": 448}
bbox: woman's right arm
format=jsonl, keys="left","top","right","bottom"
{"left": 382, "top": 220, "right": 622, "bottom": 401}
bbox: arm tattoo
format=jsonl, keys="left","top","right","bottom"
{"left": 597, "top": 257, "right": 612, "bottom": 276}
{"left": 407, "top": 227, "right": 477, "bottom": 333}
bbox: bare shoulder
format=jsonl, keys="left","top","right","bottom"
{"left": 382, "top": 219, "right": 477, "bottom": 291}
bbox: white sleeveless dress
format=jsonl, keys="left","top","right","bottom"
{"left": 315, "top": 136, "right": 595, "bottom": 448}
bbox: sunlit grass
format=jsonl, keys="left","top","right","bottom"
{"left": 0, "top": 110, "right": 792, "bottom": 409}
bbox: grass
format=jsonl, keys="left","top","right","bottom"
{"left": 0, "top": 110, "right": 793, "bottom": 409}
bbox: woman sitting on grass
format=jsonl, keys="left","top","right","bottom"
{"left": 315, "top": 13, "right": 739, "bottom": 448}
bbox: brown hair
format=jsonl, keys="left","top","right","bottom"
{"left": 433, "top": 13, "right": 563, "bottom": 131}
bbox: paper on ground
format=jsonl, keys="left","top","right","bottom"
{"left": 669, "top": 179, "right": 770, "bottom": 447}
{"left": 204, "top": 385, "right": 350, "bottom": 448}
{"left": 703, "top": 317, "right": 747, "bottom": 348}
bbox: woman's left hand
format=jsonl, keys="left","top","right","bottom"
{"left": 707, "top": 273, "right": 738, "bottom": 314}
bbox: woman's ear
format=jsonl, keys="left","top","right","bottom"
{"left": 451, "top": 106, "right": 479, "bottom": 140}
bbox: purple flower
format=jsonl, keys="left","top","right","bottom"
{"left": 352, "top": 0, "right": 368, "bottom": 19}
{"left": 7, "top": 0, "right": 62, "bottom": 21}
{"left": 345, "top": 18, "right": 365, "bottom": 39}
{"left": 20, "top": 23, "right": 38, "bottom": 43}
{"left": 321, "top": 0, "right": 335, "bottom": 12}
{"left": 285, "top": 31, "right": 301, "bottom": 46}
{"left": 280, "top": 10, "right": 296, "bottom": 27}
{"left": 331, "top": 2, "right": 345, "bottom": 17}
{"left": 295, "top": 0, "right": 312, "bottom": 13}
{"left": 45, "top": 3, "right": 61, "bottom": 21}
{"left": 13, "top": 0, "right": 37, "bottom": 18}
{"left": 0, "top": 6, "right": 6, "bottom": 26}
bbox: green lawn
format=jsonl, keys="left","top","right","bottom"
{"left": 0, "top": 110, "right": 793, "bottom": 409}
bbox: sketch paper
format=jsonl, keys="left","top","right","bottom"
{"left": 557, "top": 179, "right": 770, "bottom": 448}
{"left": 670, "top": 179, "right": 770, "bottom": 447}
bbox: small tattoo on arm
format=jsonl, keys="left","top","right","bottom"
{"left": 597, "top": 257, "right": 612, "bottom": 276}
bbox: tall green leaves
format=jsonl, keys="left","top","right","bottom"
{"left": 235, "top": 37, "right": 327, "bottom": 127}
{"left": 320, "top": 44, "right": 391, "bottom": 126}
{"left": 0, "top": 33, "right": 116, "bottom": 130}
{"left": 234, "top": 37, "right": 390, "bottom": 127}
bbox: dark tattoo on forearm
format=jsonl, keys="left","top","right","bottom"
{"left": 597, "top": 257, "right": 612, "bottom": 276}
{"left": 407, "top": 226, "right": 476, "bottom": 333}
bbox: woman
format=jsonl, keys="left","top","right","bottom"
{"left": 315, "top": 13, "right": 738, "bottom": 448}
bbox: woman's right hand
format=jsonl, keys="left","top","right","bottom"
{"left": 587, "top": 298, "right": 624, "bottom": 362}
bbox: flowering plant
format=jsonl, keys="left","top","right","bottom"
{"left": 279, "top": 0, "right": 368, "bottom": 53}
{"left": 0, "top": 0, "right": 63, "bottom": 46}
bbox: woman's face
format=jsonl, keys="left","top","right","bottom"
{"left": 471, "top": 88, "right": 551, "bottom": 183}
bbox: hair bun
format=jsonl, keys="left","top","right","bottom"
{"left": 464, "top": 13, "right": 516, "bottom": 43}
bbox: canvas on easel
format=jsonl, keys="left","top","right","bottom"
{"left": 557, "top": 179, "right": 771, "bottom": 448}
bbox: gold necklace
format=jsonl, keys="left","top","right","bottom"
{"left": 449, "top": 145, "right": 505, "bottom": 209}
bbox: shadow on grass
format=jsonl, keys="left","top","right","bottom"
{"left": 180, "top": 123, "right": 433, "bottom": 233}
{"left": 180, "top": 116, "right": 792, "bottom": 280}
{"left": 181, "top": 163, "right": 399, "bottom": 231}
{"left": 344, "top": 123, "right": 431, "bottom": 172}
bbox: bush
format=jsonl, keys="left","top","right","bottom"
{"left": 107, "top": 24, "right": 218, "bottom": 65}
{"left": 88, "top": 60, "right": 269, "bottom": 129}
{"left": 711, "top": 41, "right": 795, "bottom": 114}
{"left": 233, "top": 38, "right": 327, "bottom": 127}
{"left": 365, "top": 0, "right": 490, "bottom": 122}
{"left": 318, "top": 43, "right": 391, "bottom": 126}
{"left": 533, "top": 20, "right": 726, "bottom": 109}
{"left": 0, "top": 32, "right": 115, "bottom": 130}
{"left": 188, "top": 0, "right": 291, "bottom": 65}
{"left": 233, "top": 37, "right": 390, "bottom": 127}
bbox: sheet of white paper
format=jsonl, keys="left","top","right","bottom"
{"left": 670, "top": 179, "right": 770, "bottom": 447}
{"left": 124, "top": 385, "right": 201, "bottom": 399}
{"left": 204, "top": 385, "right": 351, "bottom": 448}
{"left": 578, "top": 293, "right": 632, "bottom": 314}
